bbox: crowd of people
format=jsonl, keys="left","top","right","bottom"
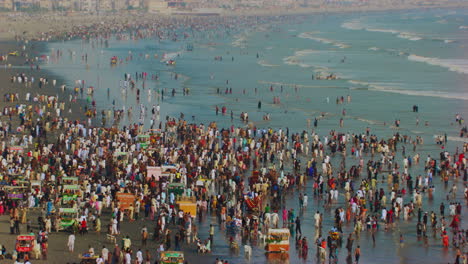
{"left": 0, "top": 13, "right": 466, "bottom": 264}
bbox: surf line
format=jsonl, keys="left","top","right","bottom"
{"left": 257, "top": 81, "right": 349, "bottom": 89}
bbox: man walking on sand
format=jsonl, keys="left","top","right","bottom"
{"left": 68, "top": 233, "right": 75, "bottom": 252}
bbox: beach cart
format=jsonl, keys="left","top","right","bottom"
{"left": 328, "top": 229, "right": 343, "bottom": 247}
{"left": 159, "top": 251, "right": 184, "bottom": 264}
{"left": 176, "top": 198, "right": 197, "bottom": 218}
{"left": 61, "top": 177, "right": 79, "bottom": 185}
{"left": 61, "top": 184, "right": 81, "bottom": 204}
{"left": 79, "top": 253, "right": 98, "bottom": 264}
{"left": 16, "top": 234, "right": 36, "bottom": 259}
{"left": 58, "top": 208, "right": 78, "bottom": 231}
{"left": 16, "top": 235, "right": 36, "bottom": 253}
{"left": 266, "top": 228, "right": 290, "bottom": 253}
{"left": 137, "top": 134, "right": 150, "bottom": 149}
{"left": 110, "top": 56, "right": 118, "bottom": 65}
{"left": 168, "top": 183, "right": 185, "bottom": 196}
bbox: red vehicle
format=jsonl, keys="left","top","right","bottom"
{"left": 16, "top": 235, "right": 36, "bottom": 253}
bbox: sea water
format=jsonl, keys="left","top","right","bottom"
{"left": 44, "top": 8, "right": 468, "bottom": 264}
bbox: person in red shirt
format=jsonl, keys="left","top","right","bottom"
{"left": 80, "top": 219, "right": 87, "bottom": 235}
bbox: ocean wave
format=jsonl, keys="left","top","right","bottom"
{"left": 342, "top": 19, "right": 422, "bottom": 41}
{"left": 283, "top": 56, "right": 310, "bottom": 68}
{"left": 341, "top": 19, "right": 363, "bottom": 30}
{"left": 355, "top": 117, "right": 379, "bottom": 125}
{"left": 298, "top": 32, "right": 350, "bottom": 49}
{"left": 257, "top": 60, "right": 279, "bottom": 67}
{"left": 161, "top": 51, "right": 182, "bottom": 62}
{"left": 258, "top": 80, "right": 348, "bottom": 89}
{"left": 407, "top": 54, "right": 468, "bottom": 75}
{"left": 397, "top": 33, "right": 422, "bottom": 41}
{"left": 459, "top": 26, "right": 468, "bottom": 30}
{"left": 232, "top": 34, "right": 248, "bottom": 48}
{"left": 368, "top": 47, "right": 380, "bottom": 51}
{"left": 348, "top": 80, "right": 468, "bottom": 101}
{"left": 446, "top": 136, "right": 468, "bottom": 143}
{"left": 282, "top": 49, "right": 318, "bottom": 68}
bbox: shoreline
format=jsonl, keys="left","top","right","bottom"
{"left": 0, "top": 38, "right": 96, "bottom": 142}
{"left": 0, "top": 4, "right": 467, "bottom": 42}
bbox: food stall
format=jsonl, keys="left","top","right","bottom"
{"left": 159, "top": 251, "right": 184, "bottom": 264}
{"left": 15, "top": 234, "right": 36, "bottom": 258}
{"left": 58, "top": 208, "right": 78, "bottom": 230}
{"left": 168, "top": 183, "right": 185, "bottom": 196}
{"left": 116, "top": 193, "right": 135, "bottom": 210}
{"left": 176, "top": 198, "right": 197, "bottom": 218}
{"left": 62, "top": 184, "right": 81, "bottom": 204}
{"left": 137, "top": 134, "right": 150, "bottom": 149}
{"left": 266, "top": 228, "right": 290, "bottom": 253}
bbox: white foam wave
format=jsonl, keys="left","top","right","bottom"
{"left": 407, "top": 54, "right": 468, "bottom": 75}
{"left": 349, "top": 80, "right": 468, "bottom": 101}
{"left": 368, "top": 47, "right": 379, "bottom": 51}
{"left": 257, "top": 60, "right": 279, "bottom": 67}
{"left": 161, "top": 51, "right": 182, "bottom": 62}
{"left": 342, "top": 19, "right": 422, "bottom": 41}
{"left": 283, "top": 49, "right": 318, "bottom": 68}
{"left": 341, "top": 19, "right": 364, "bottom": 30}
{"left": 446, "top": 136, "right": 468, "bottom": 143}
{"left": 298, "top": 32, "right": 350, "bottom": 49}
{"left": 232, "top": 34, "right": 247, "bottom": 48}
{"left": 397, "top": 33, "right": 422, "bottom": 41}
{"left": 355, "top": 117, "right": 379, "bottom": 125}
{"left": 459, "top": 26, "right": 468, "bottom": 29}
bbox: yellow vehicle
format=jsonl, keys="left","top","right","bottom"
{"left": 159, "top": 251, "right": 184, "bottom": 264}
{"left": 176, "top": 199, "right": 197, "bottom": 218}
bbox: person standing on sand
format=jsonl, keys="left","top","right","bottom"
{"left": 112, "top": 244, "right": 121, "bottom": 264}
{"left": 141, "top": 226, "right": 148, "bottom": 247}
{"left": 67, "top": 233, "right": 75, "bottom": 252}
{"left": 101, "top": 245, "right": 109, "bottom": 262}
{"left": 346, "top": 233, "right": 354, "bottom": 255}
{"left": 354, "top": 245, "right": 361, "bottom": 263}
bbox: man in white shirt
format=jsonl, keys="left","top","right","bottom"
{"left": 101, "top": 245, "right": 109, "bottom": 261}
{"left": 136, "top": 249, "right": 143, "bottom": 264}
{"left": 96, "top": 255, "right": 104, "bottom": 264}
{"left": 68, "top": 233, "right": 75, "bottom": 252}
{"left": 125, "top": 250, "right": 132, "bottom": 264}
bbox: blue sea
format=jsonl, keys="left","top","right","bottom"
{"left": 44, "top": 8, "right": 468, "bottom": 264}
